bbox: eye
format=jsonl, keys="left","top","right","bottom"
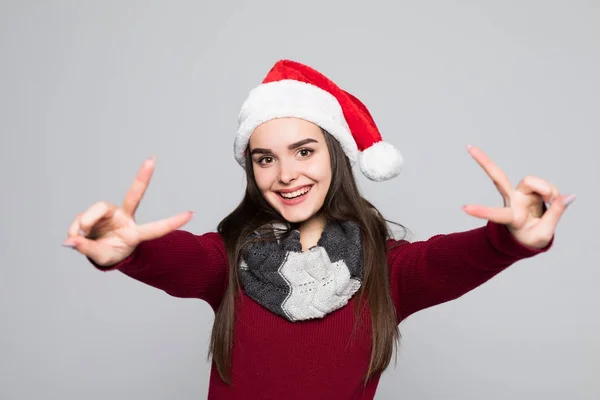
{"left": 258, "top": 156, "right": 274, "bottom": 165}
{"left": 297, "top": 148, "right": 314, "bottom": 158}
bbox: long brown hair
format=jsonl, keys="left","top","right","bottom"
{"left": 209, "top": 129, "right": 406, "bottom": 384}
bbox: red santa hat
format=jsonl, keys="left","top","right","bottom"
{"left": 234, "top": 59, "right": 404, "bottom": 181}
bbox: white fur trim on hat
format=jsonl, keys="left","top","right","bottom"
{"left": 235, "top": 79, "right": 358, "bottom": 168}
{"left": 359, "top": 141, "right": 404, "bottom": 182}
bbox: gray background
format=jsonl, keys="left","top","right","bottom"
{"left": 2, "top": 1, "right": 598, "bottom": 399}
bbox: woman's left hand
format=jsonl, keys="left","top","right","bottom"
{"left": 461, "top": 145, "right": 575, "bottom": 249}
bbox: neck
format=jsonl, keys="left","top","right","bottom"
{"left": 298, "top": 215, "right": 326, "bottom": 251}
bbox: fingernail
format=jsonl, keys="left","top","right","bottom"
{"left": 78, "top": 229, "right": 85, "bottom": 236}
{"left": 563, "top": 194, "right": 576, "bottom": 206}
{"left": 189, "top": 211, "right": 196, "bottom": 217}
{"left": 62, "top": 241, "right": 76, "bottom": 248}
{"left": 466, "top": 144, "right": 473, "bottom": 150}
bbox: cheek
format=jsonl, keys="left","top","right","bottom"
{"left": 305, "top": 156, "right": 332, "bottom": 184}
{"left": 253, "top": 167, "right": 277, "bottom": 192}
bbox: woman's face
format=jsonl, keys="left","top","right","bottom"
{"left": 248, "top": 117, "right": 332, "bottom": 225}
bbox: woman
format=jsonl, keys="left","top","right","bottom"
{"left": 63, "top": 60, "right": 574, "bottom": 399}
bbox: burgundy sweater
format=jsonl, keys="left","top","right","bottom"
{"left": 93, "top": 221, "right": 551, "bottom": 399}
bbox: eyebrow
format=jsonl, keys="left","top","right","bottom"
{"left": 250, "top": 138, "right": 318, "bottom": 155}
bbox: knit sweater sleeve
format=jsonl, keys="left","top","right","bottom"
{"left": 89, "top": 230, "right": 228, "bottom": 311}
{"left": 388, "top": 221, "right": 553, "bottom": 322}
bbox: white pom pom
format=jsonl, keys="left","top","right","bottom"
{"left": 359, "top": 141, "right": 404, "bottom": 181}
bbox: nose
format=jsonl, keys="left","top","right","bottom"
{"left": 278, "top": 159, "right": 299, "bottom": 184}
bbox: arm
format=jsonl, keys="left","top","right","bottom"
{"left": 90, "top": 230, "right": 228, "bottom": 311}
{"left": 388, "top": 145, "right": 573, "bottom": 322}
{"left": 388, "top": 221, "right": 552, "bottom": 322}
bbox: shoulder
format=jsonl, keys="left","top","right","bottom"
{"left": 195, "top": 231, "right": 227, "bottom": 256}
{"left": 385, "top": 237, "right": 412, "bottom": 258}
{"left": 197, "top": 231, "right": 225, "bottom": 244}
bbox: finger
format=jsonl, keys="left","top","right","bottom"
{"left": 462, "top": 204, "right": 514, "bottom": 224}
{"left": 62, "top": 236, "right": 109, "bottom": 262}
{"left": 123, "top": 156, "right": 156, "bottom": 217}
{"left": 467, "top": 145, "right": 513, "bottom": 200}
{"left": 516, "top": 175, "right": 560, "bottom": 203}
{"left": 79, "top": 201, "right": 114, "bottom": 236}
{"left": 536, "top": 194, "right": 576, "bottom": 233}
{"left": 68, "top": 213, "right": 83, "bottom": 238}
{"left": 136, "top": 211, "right": 195, "bottom": 241}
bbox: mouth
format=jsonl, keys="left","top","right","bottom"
{"left": 276, "top": 185, "right": 312, "bottom": 205}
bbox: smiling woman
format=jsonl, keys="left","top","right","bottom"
{"left": 64, "top": 59, "right": 574, "bottom": 400}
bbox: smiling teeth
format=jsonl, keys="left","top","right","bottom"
{"left": 280, "top": 187, "right": 311, "bottom": 199}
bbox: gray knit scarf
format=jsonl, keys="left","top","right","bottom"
{"left": 239, "top": 220, "right": 363, "bottom": 322}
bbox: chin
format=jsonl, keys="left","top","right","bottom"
{"left": 278, "top": 209, "right": 316, "bottom": 224}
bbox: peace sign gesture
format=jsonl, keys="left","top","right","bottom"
{"left": 462, "top": 145, "right": 575, "bottom": 249}
{"left": 63, "top": 157, "right": 194, "bottom": 266}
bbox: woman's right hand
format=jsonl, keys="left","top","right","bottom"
{"left": 63, "top": 156, "right": 194, "bottom": 267}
